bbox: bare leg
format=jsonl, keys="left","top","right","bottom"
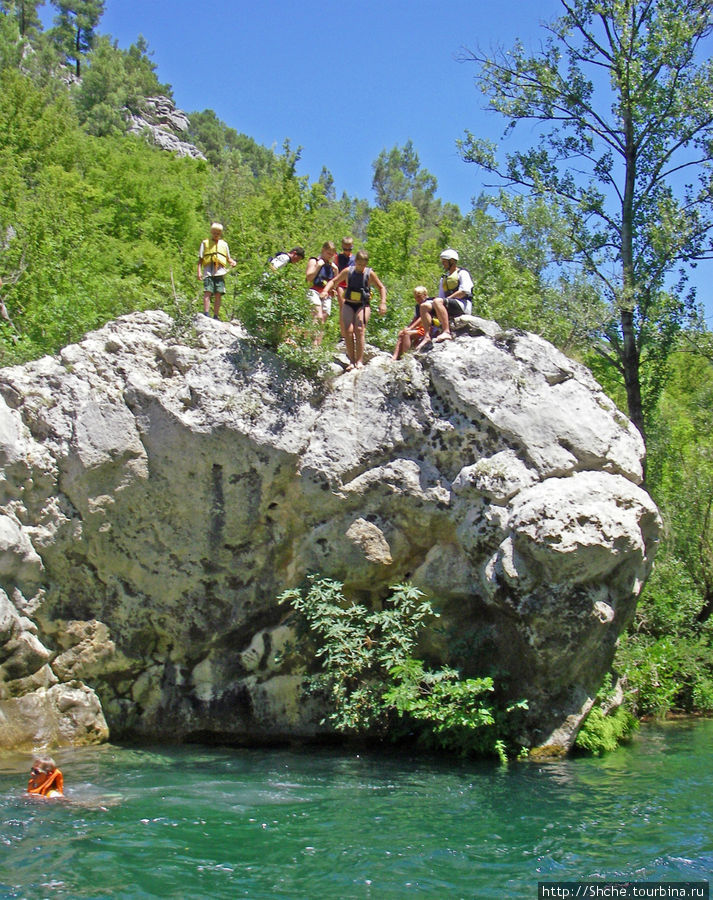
{"left": 311, "top": 305, "right": 326, "bottom": 346}
{"left": 393, "top": 330, "right": 407, "bottom": 360}
{"left": 354, "top": 305, "right": 370, "bottom": 368}
{"left": 416, "top": 301, "right": 434, "bottom": 350}
{"left": 342, "top": 303, "right": 357, "bottom": 369}
{"left": 203, "top": 291, "right": 212, "bottom": 315}
{"left": 212, "top": 293, "right": 222, "bottom": 319}
{"left": 432, "top": 298, "right": 452, "bottom": 340}
{"left": 337, "top": 288, "right": 346, "bottom": 340}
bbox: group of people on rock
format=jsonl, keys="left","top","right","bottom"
{"left": 197, "top": 224, "right": 473, "bottom": 371}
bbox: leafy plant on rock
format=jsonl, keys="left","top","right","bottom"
{"left": 575, "top": 675, "right": 638, "bottom": 755}
{"left": 279, "top": 576, "right": 525, "bottom": 759}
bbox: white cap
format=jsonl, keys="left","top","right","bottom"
{"left": 440, "top": 248, "right": 459, "bottom": 261}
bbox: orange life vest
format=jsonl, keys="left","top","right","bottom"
{"left": 28, "top": 768, "right": 64, "bottom": 797}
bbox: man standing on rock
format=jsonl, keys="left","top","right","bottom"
{"left": 198, "top": 223, "right": 236, "bottom": 320}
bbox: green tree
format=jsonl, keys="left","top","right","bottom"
{"left": 648, "top": 349, "right": 713, "bottom": 620}
{"left": 74, "top": 34, "right": 171, "bottom": 135}
{"left": 0, "top": 7, "right": 23, "bottom": 70}
{"left": 616, "top": 346, "right": 713, "bottom": 717}
{"left": 280, "top": 578, "right": 521, "bottom": 758}
{"left": 460, "top": 0, "right": 713, "bottom": 443}
{"left": 187, "top": 108, "right": 276, "bottom": 175}
{"left": 372, "top": 140, "right": 439, "bottom": 220}
{"left": 51, "top": 0, "right": 104, "bottom": 76}
{"left": 366, "top": 201, "right": 420, "bottom": 278}
{"left": 0, "top": 66, "right": 207, "bottom": 363}
{"left": 0, "top": 0, "right": 44, "bottom": 37}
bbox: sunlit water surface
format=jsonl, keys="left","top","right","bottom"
{"left": 1, "top": 720, "right": 711, "bottom": 899}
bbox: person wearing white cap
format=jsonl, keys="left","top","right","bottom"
{"left": 417, "top": 249, "right": 473, "bottom": 348}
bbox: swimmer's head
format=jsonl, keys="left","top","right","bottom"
{"left": 30, "top": 756, "right": 57, "bottom": 775}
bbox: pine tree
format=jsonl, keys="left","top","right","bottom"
{"left": 0, "top": 0, "right": 45, "bottom": 37}
{"left": 51, "top": 0, "right": 104, "bottom": 76}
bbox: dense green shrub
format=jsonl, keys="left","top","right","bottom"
{"left": 574, "top": 676, "right": 639, "bottom": 755}
{"left": 280, "top": 577, "right": 526, "bottom": 760}
{"left": 575, "top": 705, "right": 639, "bottom": 755}
{"left": 615, "top": 351, "right": 713, "bottom": 719}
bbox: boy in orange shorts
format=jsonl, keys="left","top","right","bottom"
{"left": 392, "top": 286, "right": 440, "bottom": 359}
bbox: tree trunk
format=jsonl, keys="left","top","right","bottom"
{"left": 620, "top": 306, "right": 646, "bottom": 443}
{"left": 696, "top": 589, "right": 713, "bottom": 624}
{"left": 75, "top": 26, "right": 81, "bottom": 78}
{"left": 620, "top": 104, "right": 646, "bottom": 448}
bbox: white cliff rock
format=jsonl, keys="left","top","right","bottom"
{"left": 0, "top": 311, "right": 660, "bottom": 752}
{"left": 126, "top": 96, "right": 206, "bottom": 160}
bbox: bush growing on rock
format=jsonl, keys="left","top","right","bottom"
{"left": 280, "top": 577, "right": 527, "bottom": 760}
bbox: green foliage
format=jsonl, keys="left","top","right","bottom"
{"left": 366, "top": 202, "right": 420, "bottom": 278}
{"left": 616, "top": 551, "right": 713, "bottom": 717}
{"left": 280, "top": 577, "right": 525, "bottom": 759}
{"left": 0, "top": 68, "right": 207, "bottom": 364}
{"left": 0, "top": 8, "right": 22, "bottom": 70}
{"left": 74, "top": 34, "right": 171, "bottom": 136}
{"left": 460, "top": 0, "right": 713, "bottom": 438}
{"left": 575, "top": 675, "right": 638, "bottom": 755}
{"left": 371, "top": 141, "right": 439, "bottom": 221}
{"left": 187, "top": 109, "right": 276, "bottom": 175}
{"left": 384, "top": 658, "right": 522, "bottom": 760}
{"left": 0, "top": 0, "right": 43, "bottom": 39}
{"left": 617, "top": 628, "right": 713, "bottom": 717}
{"left": 647, "top": 352, "right": 713, "bottom": 611}
{"left": 50, "top": 0, "right": 105, "bottom": 77}
{"left": 616, "top": 348, "right": 713, "bottom": 719}
{"left": 575, "top": 705, "right": 639, "bottom": 755}
{"left": 279, "top": 578, "right": 433, "bottom": 735}
{"left": 235, "top": 274, "right": 336, "bottom": 377}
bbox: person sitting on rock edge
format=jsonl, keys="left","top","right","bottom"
{"left": 417, "top": 248, "right": 473, "bottom": 349}
{"left": 27, "top": 757, "right": 64, "bottom": 798}
{"left": 393, "top": 286, "right": 440, "bottom": 359}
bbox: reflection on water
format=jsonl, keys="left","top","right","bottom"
{"left": 0, "top": 721, "right": 711, "bottom": 899}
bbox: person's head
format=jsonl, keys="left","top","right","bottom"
{"left": 413, "top": 285, "right": 428, "bottom": 302}
{"left": 288, "top": 247, "right": 305, "bottom": 263}
{"left": 341, "top": 236, "right": 354, "bottom": 254}
{"left": 440, "top": 248, "right": 459, "bottom": 271}
{"left": 30, "top": 756, "right": 57, "bottom": 776}
{"left": 354, "top": 249, "right": 369, "bottom": 269}
{"left": 210, "top": 222, "right": 224, "bottom": 239}
{"left": 321, "top": 241, "right": 336, "bottom": 260}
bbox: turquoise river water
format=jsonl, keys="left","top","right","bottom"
{"left": 0, "top": 720, "right": 711, "bottom": 899}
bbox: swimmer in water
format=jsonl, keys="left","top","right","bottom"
{"left": 27, "top": 756, "right": 64, "bottom": 798}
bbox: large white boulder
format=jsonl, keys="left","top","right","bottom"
{"left": 0, "top": 311, "right": 660, "bottom": 752}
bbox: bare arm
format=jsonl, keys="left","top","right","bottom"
{"left": 369, "top": 270, "right": 387, "bottom": 313}
{"left": 320, "top": 266, "right": 349, "bottom": 296}
{"left": 305, "top": 257, "right": 321, "bottom": 286}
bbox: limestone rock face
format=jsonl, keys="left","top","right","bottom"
{"left": 0, "top": 311, "right": 660, "bottom": 752}
{"left": 126, "top": 96, "right": 206, "bottom": 160}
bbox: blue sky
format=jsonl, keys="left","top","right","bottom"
{"left": 42, "top": 0, "right": 713, "bottom": 322}
{"left": 93, "top": 0, "right": 564, "bottom": 210}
